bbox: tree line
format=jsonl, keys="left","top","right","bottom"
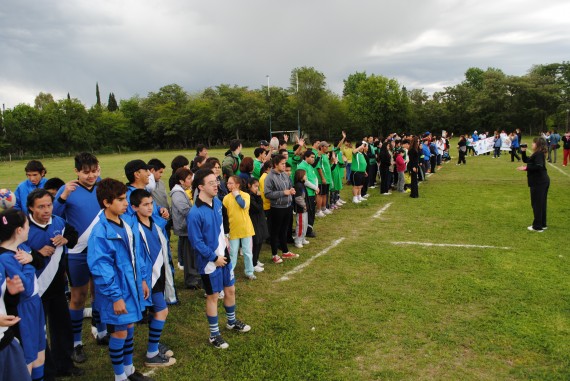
{"left": 1, "top": 63, "right": 569, "bottom": 156}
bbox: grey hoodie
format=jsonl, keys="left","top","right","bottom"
{"left": 264, "top": 169, "right": 293, "bottom": 208}
{"left": 170, "top": 184, "right": 191, "bottom": 236}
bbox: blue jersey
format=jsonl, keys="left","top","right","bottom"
{"left": 126, "top": 185, "right": 167, "bottom": 229}
{"left": 187, "top": 197, "right": 227, "bottom": 275}
{"left": 0, "top": 261, "right": 12, "bottom": 348}
{"left": 87, "top": 213, "right": 145, "bottom": 326}
{"left": 53, "top": 183, "right": 101, "bottom": 254}
{"left": 14, "top": 178, "right": 47, "bottom": 214}
{"left": 26, "top": 215, "right": 69, "bottom": 297}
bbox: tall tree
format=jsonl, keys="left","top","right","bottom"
{"left": 108, "top": 93, "right": 118, "bottom": 112}
{"left": 34, "top": 92, "right": 55, "bottom": 111}
{"left": 96, "top": 82, "right": 101, "bottom": 106}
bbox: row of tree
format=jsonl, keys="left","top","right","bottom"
{"left": 1, "top": 63, "right": 569, "bottom": 156}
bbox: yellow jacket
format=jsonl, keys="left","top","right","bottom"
{"left": 222, "top": 191, "right": 255, "bottom": 240}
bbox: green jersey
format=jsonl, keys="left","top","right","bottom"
{"left": 296, "top": 160, "right": 318, "bottom": 196}
{"left": 252, "top": 159, "right": 263, "bottom": 180}
{"left": 317, "top": 153, "right": 333, "bottom": 184}
{"left": 352, "top": 152, "right": 367, "bottom": 172}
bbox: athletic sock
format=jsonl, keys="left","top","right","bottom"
{"left": 92, "top": 307, "right": 107, "bottom": 338}
{"left": 31, "top": 364, "right": 44, "bottom": 381}
{"left": 224, "top": 305, "right": 236, "bottom": 326}
{"left": 69, "top": 308, "right": 84, "bottom": 346}
{"left": 147, "top": 318, "right": 165, "bottom": 358}
{"left": 123, "top": 326, "right": 135, "bottom": 373}
{"left": 207, "top": 314, "right": 220, "bottom": 338}
{"left": 109, "top": 336, "right": 126, "bottom": 380}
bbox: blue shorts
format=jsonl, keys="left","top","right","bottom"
{"left": 66, "top": 253, "right": 91, "bottom": 287}
{"left": 18, "top": 296, "right": 46, "bottom": 364}
{"left": 0, "top": 339, "right": 31, "bottom": 381}
{"left": 150, "top": 292, "right": 167, "bottom": 313}
{"left": 201, "top": 266, "right": 235, "bottom": 295}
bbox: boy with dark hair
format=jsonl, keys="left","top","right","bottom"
{"left": 187, "top": 169, "right": 251, "bottom": 349}
{"left": 43, "top": 177, "right": 65, "bottom": 198}
{"left": 88, "top": 179, "right": 152, "bottom": 381}
{"left": 124, "top": 160, "right": 169, "bottom": 225}
{"left": 129, "top": 189, "right": 176, "bottom": 367}
{"left": 53, "top": 152, "right": 105, "bottom": 362}
{"left": 168, "top": 155, "right": 190, "bottom": 191}
{"left": 296, "top": 150, "right": 319, "bottom": 237}
{"left": 15, "top": 160, "right": 48, "bottom": 213}
{"left": 147, "top": 159, "right": 169, "bottom": 213}
{"left": 252, "top": 148, "right": 268, "bottom": 180}
{"left": 222, "top": 139, "right": 242, "bottom": 180}
{"left": 191, "top": 144, "right": 208, "bottom": 172}
{"left": 26, "top": 189, "right": 83, "bottom": 378}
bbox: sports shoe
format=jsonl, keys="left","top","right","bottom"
{"left": 282, "top": 252, "right": 299, "bottom": 259}
{"left": 362, "top": 194, "right": 370, "bottom": 198}
{"left": 128, "top": 370, "right": 154, "bottom": 381}
{"left": 329, "top": 204, "right": 338, "bottom": 210}
{"left": 272, "top": 255, "right": 283, "bottom": 264}
{"left": 381, "top": 192, "right": 391, "bottom": 195}
{"left": 527, "top": 226, "right": 543, "bottom": 232}
{"left": 226, "top": 319, "right": 251, "bottom": 333}
{"left": 302, "top": 239, "right": 310, "bottom": 245}
{"left": 257, "top": 261, "right": 265, "bottom": 267}
{"left": 218, "top": 290, "right": 225, "bottom": 299}
{"left": 209, "top": 335, "right": 229, "bottom": 349}
{"left": 96, "top": 333, "right": 110, "bottom": 346}
{"left": 323, "top": 209, "right": 333, "bottom": 215}
{"left": 254, "top": 265, "right": 264, "bottom": 272}
{"left": 352, "top": 197, "right": 361, "bottom": 203}
{"left": 369, "top": 185, "right": 376, "bottom": 188}
{"left": 338, "top": 199, "right": 347, "bottom": 204}
{"left": 294, "top": 242, "right": 303, "bottom": 248}
{"left": 159, "top": 343, "right": 174, "bottom": 357}
{"left": 245, "top": 274, "right": 257, "bottom": 280}
{"left": 315, "top": 210, "right": 326, "bottom": 218}
{"left": 83, "top": 307, "right": 92, "bottom": 318}
{"left": 71, "top": 344, "right": 87, "bottom": 363}
{"left": 145, "top": 352, "right": 176, "bottom": 367}
{"left": 177, "top": 263, "right": 184, "bottom": 271}
{"left": 335, "top": 200, "right": 343, "bottom": 206}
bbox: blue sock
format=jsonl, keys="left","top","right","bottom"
{"left": 224, "top": 304, "right": 236, "bottom": 326}
{"left": 69, "top": 308, "right": 83, "bottom": 346}
{"left": 31, "top": 364, "right": 44, "bottom": 381}
{"left": 109, "top": 336, "right": 126, "bottom": 378}
{"left": 123, "top": 326, "right": 135, "bottom": 369}
{"left": 147, "top": 319, "right": 165, "bottom": 357}
{"left": 207, "top": 314, "right": 219, "bottom": 338}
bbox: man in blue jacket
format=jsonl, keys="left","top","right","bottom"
{"left": 187, "top": 169, "right": 251, "bottom": 349}
{"left": 14, "top": 160, "right": 48, "bottom": 214}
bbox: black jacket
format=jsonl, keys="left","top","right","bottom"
{"left": 522, "top": 151, "right": 550, "bottom": 187}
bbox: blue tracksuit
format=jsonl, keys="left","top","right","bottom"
{"left": 14, "top": 178, "right": 47, "bottom": 214}
{"left": 87, "top": 212, "right": 146, "bottom": 326}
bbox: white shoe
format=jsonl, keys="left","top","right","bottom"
{"left": 316, "top": 210, "right": 326, "bottom": 218}
{"left": 302, "top": 239, "right": 310, "bottom": 245}
{"left": 257, "top": 261, "right": 264, "bottom": 267}
{"left": 363, "top": 194, "right": 370, "bottom": 198}
{"left": 294, "top": 243, "right": 304, "bottom": 248}
{"left": 84, "top": 307, "right": 93, "bottom": 318}
{"left": 254, "top": 265, "right": 264, "bottom": 272}
{"left": 353, "top": 197, "right": 361, "bottom": 203}
{"left": 323, "top": 209, "right": 333, "bottom": 215}
{"left": 177, "top": 263, "right": 184, "bottom": 271}
{"left": 218, "top": 290, "right": 225, "bottom": 299}
{"left": 335, "top": 200, "right": 343, "bottom": 206}
{"left": 339, "top": 199, "right": 347, "bottom": 204}
{"left": 369, "top": 185, "right": 376, "bottom": 188}
{"left": 91, "top": 325, "right": 98, "bottom": 340}
{"left": 382, "top": 192, "right": 392, "bottom": 195}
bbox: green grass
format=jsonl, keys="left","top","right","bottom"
{"left": 1, "top": 148, "right": 570, "bottom": 380}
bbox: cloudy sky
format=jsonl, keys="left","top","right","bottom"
{"left": 1, "top": 0, "right": 569, "bottom": 109}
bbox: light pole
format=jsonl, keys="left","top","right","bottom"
{"left": 266, "top": 75, "right": 272, "bottom": 136}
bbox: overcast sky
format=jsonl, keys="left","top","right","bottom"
{"left": 1, "top": 0, "right": 569, "bottom": 109}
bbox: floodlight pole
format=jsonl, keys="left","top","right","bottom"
{"left": 267, "top": 75, "right": 272, "bottom": 137}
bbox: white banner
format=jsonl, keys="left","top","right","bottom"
{"left": 473, "top": 137, "right": 512, "bottom": 154}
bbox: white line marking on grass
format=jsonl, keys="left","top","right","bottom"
{"left": 275, "top": 238, "right": 346, "bottom": 282}
{"left": 391, "top": 241, "right": 512, "bottom": 250}
{"left": 547, "top": 162, "right": 570, "bottom": 178}
{"left": 373, "top": 202, "right": 393, "bottom": 219}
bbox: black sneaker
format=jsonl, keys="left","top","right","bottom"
{"left": 144, "top": 352, "right": 176, "bottom": 367}
{"left": 158, "top": 343, "right": 174, "bottom": 357}
{"left": 128, "top": 370, "right": 154, "bottom": 381}
{"left": 209, "top": 335, "right": 229, "bottom": 349}
{"left": 56, "top": 365, "right": 84, "bottom": 377}
{"left": 226, "top": 319, "right": 251, "bottom": 333}
{"left": 71, "top": 344, "right": 87, "bottom": 363}
{"left": 96, "top": 333, "right": 110, "bottom": 346}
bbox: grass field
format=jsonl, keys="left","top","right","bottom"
{"left": 1, "top": 147, "right": 570, "bottom": 380}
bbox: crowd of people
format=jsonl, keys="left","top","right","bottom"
{"left": 2, "top": 127, "right": 556, "bottom": 380}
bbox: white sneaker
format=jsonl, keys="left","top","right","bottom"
{"left": 177, "top": 263, "right": 184, "bottom": 271}
{"left": 323, "top": 209, "right": 333, "bottom": 215}
{"left": 294, "top": 243, "right": 303, "bottom": 248}
{"left": 91, "top": 325, "right": 98, "bottom": 340}
{"left": 335, "top": 200, "right": 343, "bottom": 206}
{"left": 353, "top": 197, "right": 361, "bottom": 203}
{"left": 218, "top": 290, "right": 225, "bottom": 299}
{"left": 257, "top": 261, "right": 264, "bottom": 267}
{"left": 302, "top": 239, "right": 310, "bottom": 245}
{"left": 363, "top": 194, "right": 370, "bottom": 198}
{"left": 254, "top": 265, "right": 264, "bottom": 272}
{"left": 316, "top": 210, "right": 326, "bottom": 218}
{"left": 84, "top": 307, "right": 93, "bottom": 318}
{"left": 338, "top": 199, "right": 347, "bottom": 204}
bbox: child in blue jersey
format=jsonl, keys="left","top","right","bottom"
{"left": 187, "top": 169, "right": 251, "bottom": 349}
{"left": 0, "top": 209, "right": 46, "bottom": 381}
{"left": 26, "top": 189, "right": 83, "bottom": 378}
{"left": 129, "top": 189, "right": 176, "bottom": 368}
{"left": 0, "top": 263, "right": 31, "bottom": 381}
{"left": 88, "top": 178, "right": 152, "bottom": 381}
{"left": 53, "top": 152, "right": 105, "bottom": 362}
{"left": 14, "top": 160, "right": 48, "bottom": 214}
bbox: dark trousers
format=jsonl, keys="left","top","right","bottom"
{"left": 43, "top": 291, "right": 74, "bottom": 378}
{"left": 361, "top": 175, "right": 369, "bottom": 196}
{"left": 530, "top": 183, "right": 549, "bottom": 229}
{"left": 511, "top": 148, "right": 521, "bottom": 162}
{"left": 410, "top": 170, "right": 419, "bottom": 198}
{"left": 179, "top": 236, "right": 202, "bottom": 288}
{"left": 430, "top": 155, "right": 436, "bottom": 173}
{"left": 252, "top": 241, "right": 262, "bottom": 266}
{"left": 379, "top": 167, "right": 390, "bottom": 193}
{"left": 270, "top": 206, "right": 292, "bottom": 255}
{"left": 368, "top": 163, "right": 378, "bottom": 186}
{"left": 458, "top": 150, "right": 466, "bottom": 164}
{"left": 493, "top": 147, "right": 501, "bottom": 157}
{"left": 306, "top": 195, "right": 316, "bottom": 235}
